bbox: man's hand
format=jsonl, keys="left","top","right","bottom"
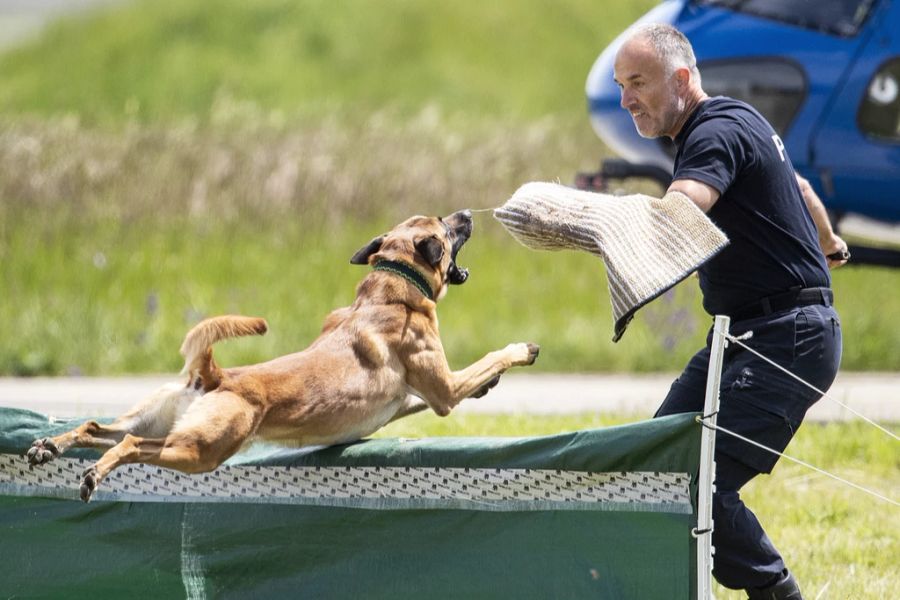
{"left": 822, "top": 234, "right": 850, "bottom": 269}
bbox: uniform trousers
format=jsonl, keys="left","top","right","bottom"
{"left": 655, "top": 304, "right": 841, "bottom": 589}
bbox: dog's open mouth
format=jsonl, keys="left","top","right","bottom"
{"left": 444, "top": 210, "right": 473, "bottom": 285}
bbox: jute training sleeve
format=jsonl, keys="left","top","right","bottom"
{"left": 493, "top": 182, "right": 728, "bottom": 341}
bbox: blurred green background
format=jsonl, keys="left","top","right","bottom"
{"left": 0, "top": 0, "right": 897, "bottom": 375}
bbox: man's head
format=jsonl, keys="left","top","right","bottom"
{"left": 613, "top": 24, "right": 704, "bottom": 139}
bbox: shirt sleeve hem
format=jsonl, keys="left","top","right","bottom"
{"left": 671, "top": 170, "right": 727, "bottom": 196}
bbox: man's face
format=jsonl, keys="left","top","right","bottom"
{"left": 613, "top": 38, "right": 682, "bottom": 139}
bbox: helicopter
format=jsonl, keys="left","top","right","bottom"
{"left": 577, "top": 0, "right": 900, "bottom": 267}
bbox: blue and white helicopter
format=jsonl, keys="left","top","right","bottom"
{"left": 578, "top": 0, "right": 900, "bottom": 266}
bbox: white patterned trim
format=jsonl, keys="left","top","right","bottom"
{"left": 0, "top": 454, "right": 692, "bottom": 512}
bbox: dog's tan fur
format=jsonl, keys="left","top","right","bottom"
{"left": 27, "top": 210, "right": 539, "bottom": 501}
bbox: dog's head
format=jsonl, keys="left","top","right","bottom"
{"left": 350, "top": 209, "right": 473, "bottom": 301}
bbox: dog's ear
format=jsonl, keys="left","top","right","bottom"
{"left": 415, "top": 236, "right": 444, "bottom": 268}
{"left": 350, "top": 236, "right": 385, "bottom": 265}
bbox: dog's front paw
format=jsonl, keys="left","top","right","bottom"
{"left": 507, "top": 342, "right": 540, "bottom": 367}
{"left": 525, "top": 343, "right": 540, "bottom": 365}
{"left": 26, "top": 438, "right": 60, "bottom": 466}
{"left": 80, "top": 466, "right": 99, "bottom": 503}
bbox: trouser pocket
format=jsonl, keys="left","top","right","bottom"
{"left": 716, "top": 396, "right": 794, "bottom": 474}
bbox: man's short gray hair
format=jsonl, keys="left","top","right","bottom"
{"left": 631, "top": 23, "right": 701, "bottom": 82}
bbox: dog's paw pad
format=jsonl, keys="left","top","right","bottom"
{"left": 26, "top": 438, "right": 59, "bottom": 466}
{"left": 80, "top": 467, "right": 98, "bottom": 503}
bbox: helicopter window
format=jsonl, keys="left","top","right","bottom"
{"left": 694, "top": 0, "right": 876, "bottom": 37}
{"left": 698, "top": 59, "right": 806, "bottom": 135}
{"left": 858, "top": 58, "right": 900, "bottom": 143}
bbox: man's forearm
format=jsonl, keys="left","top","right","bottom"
{"left": 796, "top": 175, "right": 835, "bottom": 242}
{"left": 795, "top": 174, "right": 848, "bottom": 267}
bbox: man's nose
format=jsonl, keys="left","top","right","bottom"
{"left": 619, "top": 89, "right": 632, "bottom": 110}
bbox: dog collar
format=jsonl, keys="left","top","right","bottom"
{"left": 373, "top": 260, "right": 434, "bottom": 300}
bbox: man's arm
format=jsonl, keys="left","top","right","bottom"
{"left": 671, "top": 175, "right": 848, "bottom": 270}
{"left": 795, "top": 174, "right": 849, "bottom": 269}
{"left": 668, "top": 178, "right": 720, "bottom": 213}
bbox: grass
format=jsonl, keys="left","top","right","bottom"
{"left": 374, "top": 413, "right": 900, "bottom": 599}
{"left": 1, "top": 118, "right": 898, "bottom": 375}
{"left": 4, "top": 199, "right": 898, "bottom": 375}
{"left": 0, "top": 204, "right": 702, "bottom": 375}
{"left": 1, "top": 1, "right": 897, "bottom": 374}
{"left": 0, "top": 0, "right": 658, "bottom": 127}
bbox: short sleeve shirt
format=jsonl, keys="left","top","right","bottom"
{"left": 673, "top": 97, "right": 830, "bottom": 316}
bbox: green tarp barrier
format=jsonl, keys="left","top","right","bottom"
{"left": 0, "top": 408, "right": 703, "bottom": 599}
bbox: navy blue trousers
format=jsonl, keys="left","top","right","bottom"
{"left": 656, "top": 304, "right": 841, "bottom": 589}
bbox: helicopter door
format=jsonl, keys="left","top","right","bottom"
{"left": 810, "top": 1, "right": 900, "bottom": 223}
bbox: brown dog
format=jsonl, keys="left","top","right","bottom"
{"left": 26, "top": 210, "right": 540, "bottom": 502}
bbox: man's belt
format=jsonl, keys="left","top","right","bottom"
{"left": 729, "top": 287, "right": 834, "bottom": 322}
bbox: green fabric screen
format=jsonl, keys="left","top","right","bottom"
{"left": 0, "top": 408, "right": 703, "bottom": 599}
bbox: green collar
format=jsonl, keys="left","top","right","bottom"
{"left": 373, "top": 260, "right": 434, "bottom": 300}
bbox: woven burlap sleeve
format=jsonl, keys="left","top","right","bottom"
{"left": 493, "top": 182, "right": 728, "bottom": 341}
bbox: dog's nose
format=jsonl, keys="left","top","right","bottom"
{"left": 446, "top": 209, "right": 473, "bottom": 234}
{"left": 448, "top": 209, "right": 472, "bottom": 222}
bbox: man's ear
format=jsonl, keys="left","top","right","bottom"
{"left": 350, "top": 236, "right": 385, "bottom": 265}
{"left": 674, "top": 66, "right": 690, "bottom": 89}
{"left": 415, "top": 236, "right": 444, "bottom": 267}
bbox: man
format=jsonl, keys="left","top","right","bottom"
{"left": 613, "top": 24, "right": 846, "bottom": 599}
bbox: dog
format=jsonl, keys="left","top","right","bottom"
{"left": 26, "top": 210, "right": 540, "bottom": 502}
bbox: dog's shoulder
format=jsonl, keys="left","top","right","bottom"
{"left": 320, "top": 306, "right": 353, "bottom": 335}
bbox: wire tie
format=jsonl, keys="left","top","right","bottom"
{"left": 696, "top": 417, "right": 716, "bottom": 431}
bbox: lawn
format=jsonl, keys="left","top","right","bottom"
{"left": 2, "top": 119, "right": 898, "bottom": 376}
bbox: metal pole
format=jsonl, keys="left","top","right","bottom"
{"left": 696, "top": 315, "right": 729, "bottom": 600}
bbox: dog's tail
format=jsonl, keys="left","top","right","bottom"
{"left": 180, "top": 315, "right": 268, "bottom": 391}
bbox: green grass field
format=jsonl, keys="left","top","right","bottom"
{"left": 0, "top": 0, "right": 658, "bottom": 126}
{"left": 0, "top": 119, "right": 900, "bottom": 375}
{"left": 1, "top": 0, "right": 897, "bottom": 374}
{"left": 1, "top": 118, "right": 898, "bottom": 375}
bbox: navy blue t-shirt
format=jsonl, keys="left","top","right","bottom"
{"left": 673, "top": 97, "right": 830, "bottom": 316}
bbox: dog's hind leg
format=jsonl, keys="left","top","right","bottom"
{"left": 78, "top": 435, "right": 167, "bottom": 502}
{"left": 78, "top": 391, "right": 260, "bottom": 502}
{"left": 27, "top": 382, "right": 200, "bottom": 466}
{"left": 27, "top": 420, "right": 131, "bottom": 466}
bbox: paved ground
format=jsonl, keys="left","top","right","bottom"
{"left": 1, "top": 372, "right": 898, "bottom": 423}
